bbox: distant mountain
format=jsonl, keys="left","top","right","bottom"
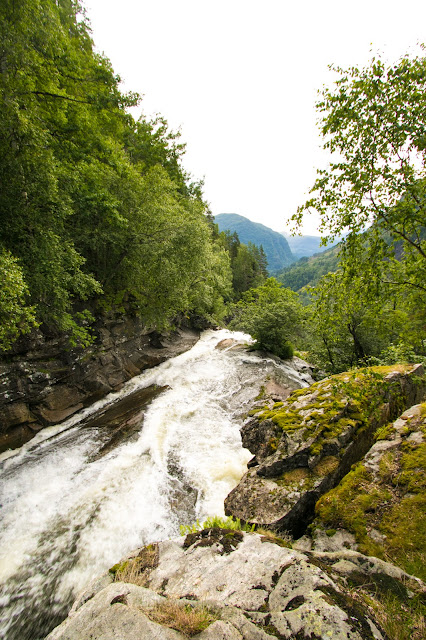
{"left": 275, "top": 244, "right": 341, "bottom": 295}
{"left": 215, "top": 214, "right": 294, "bottom": 272}
{"left": 281, "top": 232, "right": 342, "bottom": 260}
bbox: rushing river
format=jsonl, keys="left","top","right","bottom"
{"left": 0, "top": 329, "right": 311, "bottom": 640}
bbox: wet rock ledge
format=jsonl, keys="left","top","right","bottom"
{"left": 0, "top": 316, "right": 199, "bottom": 453}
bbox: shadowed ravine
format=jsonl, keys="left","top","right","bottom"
{"left": 0, "top": 329, "right": 311, "bottom": 640}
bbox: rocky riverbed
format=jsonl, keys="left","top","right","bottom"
{"left": 46, "top": 524, "right": 425, "bottom": 640}
{"left": 1, "top": 330, "right": 319, "bottom": 640}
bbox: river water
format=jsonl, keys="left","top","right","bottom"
{"left": 0, "top": 329, "right": 311, "bottom": 639}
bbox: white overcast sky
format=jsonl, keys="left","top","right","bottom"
{"left": 83, "top": 0, "right": 426, "bottom": 235}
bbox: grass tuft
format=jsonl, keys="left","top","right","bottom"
{"left": 146, "top": 600, "right": 218, "bottom": 637}
{"left": 350, "top": 586, "right": 425, "bottom": 640}
{"left": 256, "top": 527, "right": 293, "bottom": 548}
{"left": 110, "top": 543, "right": 159, "bottom": 586}
{"left": 180, "top": 515, "right": 255, "bottom": 535}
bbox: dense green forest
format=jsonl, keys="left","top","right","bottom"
{"left": 276, "top": 245, "right": 341, "bottom": 293}
{"left": 1, "top": 0, "right": 425, "bottom": 376}
{"left": 0, "top": 0, "right": 269, "bottom": 351}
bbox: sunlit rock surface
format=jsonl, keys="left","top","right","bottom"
{"left": 47, "top": 531, "right": 402, "bottom": 640}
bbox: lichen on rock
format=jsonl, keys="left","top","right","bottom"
{"left": 47, "top": 531, "right": 397, "bottom": 640}
{"left": 314, "top": 402, "right": 426, "bottom": 581}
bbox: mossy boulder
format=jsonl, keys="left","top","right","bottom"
{"left": 225, "top": 365, "right": 425, "bottom": 537}
{"left": 314, "top": 403, "right": 426, "bottom": 581}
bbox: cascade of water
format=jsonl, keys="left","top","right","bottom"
{"left": 0, "top": 329, "right": 311, "bottom": 640}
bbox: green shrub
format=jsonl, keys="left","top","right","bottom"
{"left": 180, "top": 515, "right": 255, "bottom": 535}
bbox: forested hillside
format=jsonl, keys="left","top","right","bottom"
{"left": 228, "top": 54, "right": 426, "bottom": 373}
{"left": 0, "top": 0, "right": 238, "bottom": 350}
{"left": 276, "top": 244, "right": 341, "bottom": 293}
{"left": 215, "top": 213, "right": 294, "bottom": 272}
{"left": 291, "top": 54, "right": 426, "bottom": 371}
{"left": 1, "top": 0, "right": 425, "bottom": 380}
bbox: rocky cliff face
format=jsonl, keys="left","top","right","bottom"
{"left": 0, "top": 317, "right": 199, "bottom": 453}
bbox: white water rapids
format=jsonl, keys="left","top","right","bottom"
{"left": 0, "top": 329, "right": 311, "bottom": 640}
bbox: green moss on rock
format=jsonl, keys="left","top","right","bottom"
{"left": 315, "top": 405, "right": 426, "bottom": 580}
{"left": 257, "top": 366, "right": 419, "bottom": 465}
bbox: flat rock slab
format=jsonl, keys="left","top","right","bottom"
{"left": 83, "top": 384, "right": 168, "bottom": 460}
{"left": 46, "top": 583, "right": 183, "bottom": 640}
{"left": 48, "top": 531, "right": 401, "bottom": 640}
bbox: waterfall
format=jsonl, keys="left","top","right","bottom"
{"left": 0, "top": 329, "right": 311, "bottom": 640}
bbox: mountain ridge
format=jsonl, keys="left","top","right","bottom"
{"left": 281, "top": 231, "right": 342, "bottom": 259}
{"left": 214, "top": 213, "right": 294, "bottom": 272}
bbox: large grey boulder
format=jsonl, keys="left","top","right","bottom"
{"left": 47, "top": 531, "right": 397, "bottom": 640}
{"left": 46, "top": 582, "right": 183, "bottom": 640}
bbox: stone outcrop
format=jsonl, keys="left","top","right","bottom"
{"left": 0, "top": 317, "right": 199, "bottom": 453}
{"left": 311, "top": 402, "right": 426, "bottom": 578}
{"left": 224, "top": 365, "right": 425, "bottom": 536}
{"left": 45, "top": 530, "right": 423, "bottom": 640}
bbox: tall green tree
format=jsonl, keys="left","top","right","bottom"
{"left": 100, "top": 165, "right": 227, "bottom": 326}
{"left": 231, "top": 242, "right": 268, "bottom": 297}
{"left": 0, "top": 0, "right": 135, "bottom": 335}
{"left": 294, "top": 50, "right": 426, "bottom": 362}
{"left": 229, "top": 278, "right": 302, "bottom": 359}
{"left": 0, "top": 251, "right": 38, "bottom": 350}
{"left": 0, "top": 0, "right": 233, "bottom": 348}
{"left": 295, "top": 52, "right": 426, "bottom": 254}
{"left": 214, "top": 230, "right": 268, "bottom": 299}
{"left": 306, "top": 268, "right": 404, "bottom": 372}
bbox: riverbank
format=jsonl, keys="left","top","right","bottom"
{"left": 0, "top": 316, "right": 199, "bottom": 453}
{"left": 46, "top": 364, "right": 426, "bottom": 640}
